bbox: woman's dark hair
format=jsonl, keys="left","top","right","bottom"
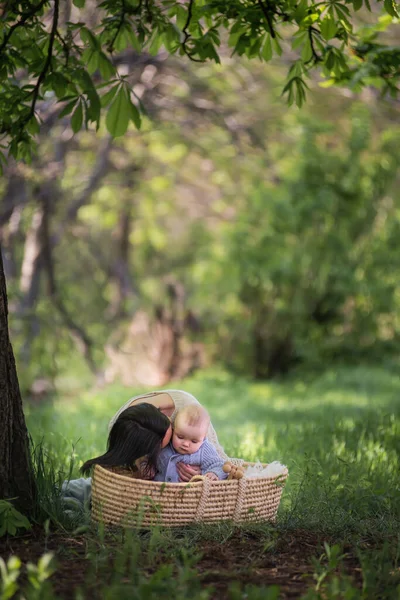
{"left": 80, "top": 403, "right": 170, "bottom": 477}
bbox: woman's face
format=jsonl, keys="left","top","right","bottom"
{"left": 161, "top": 424, "right": 172, "bottom": 448}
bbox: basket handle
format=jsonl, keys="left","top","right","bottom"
{"left": 190, "top": 475, "right": 206, "bottom": 483}
{"left": 192, "top": 474, "right": 248, "bottom": 523}
{"left": 193, "top": 476, "right": 211, "bottom": 521}
{"left": 233, "top": 477, "right": 247, "bottom": 523}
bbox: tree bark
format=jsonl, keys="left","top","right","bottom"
{"left": 0, "top": 246, "right": 35, "bottom": 512}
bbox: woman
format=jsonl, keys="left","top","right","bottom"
{"left": 62, "top": 390, "right": 228, "bottom": 516}
{"left": 80, "top": 403, "right": 172, "bottom": 479}
{"left": 81, "top": 389, "right": 227, "bottom": 482}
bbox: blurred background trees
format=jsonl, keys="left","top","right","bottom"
{"left": 2, "top": 42, "right": 400, "bottom": 392}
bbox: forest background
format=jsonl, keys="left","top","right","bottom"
{"left": 2, "top": 10, "right": 400, "bottom": 393}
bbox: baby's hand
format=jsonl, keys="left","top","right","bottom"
{"left": 205, "top": 472, "right": 218, "bottom": 481}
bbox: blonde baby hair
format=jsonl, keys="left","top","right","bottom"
{"left": 175, "top": 404, "right": 210, "bottom": 429}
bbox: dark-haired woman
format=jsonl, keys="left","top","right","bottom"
{"left": 62, "top": 390, "right": 227, "bottom": 515}
{"left": 80, "top": 403, "right": 171, "bottom": 478}
{"left": 81, "top": 389, "right": 227, "bottom": 480}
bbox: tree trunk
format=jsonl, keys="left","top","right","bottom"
{"left": 0, "top": 247, "right": 35, "bottom": 512}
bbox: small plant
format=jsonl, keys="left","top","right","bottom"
{"left": 0, "top": 553, "right": 56, "bottom": 600}
{"left": 0, "top": 500, "right": 31, "bottom": 537}
{"left": 0, "top": 556, "right": 21, "bottom": 600}
{"left": 26, "top": 553, "right": 56, "bottom": 600}
{"left": 312, "top": 543, "right": 348, "bottom": 591}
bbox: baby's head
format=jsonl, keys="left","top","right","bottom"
{"left": 172, "top": 405, "right": 210, "bottom": 455}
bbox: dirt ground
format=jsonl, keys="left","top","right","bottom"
{"left": 0, "top": 528, "right": 361, "bottom": 599}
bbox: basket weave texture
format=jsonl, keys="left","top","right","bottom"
{"left": 92, "top": 463, "right": 288, "bottom": 527}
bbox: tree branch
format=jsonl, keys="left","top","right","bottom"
{"left": 181, "top": 0, "right": 203, "bottom": 63}
{"left": 257, "top": 0, "right": 276, "bottom": 39}
{"left": 308, "top": 26, "right": 322, "bottom": 63}
{"left": 53, "top": 135, "right": 113, "bottom": 244}
{"left": 41, "top": 189, "right": 98, "bottom": 374}
{"left": 107, "top": 0, "right": 126, "bottom": 53}
{"left": 27, "top": 0, "right": 59, "bottom": 123}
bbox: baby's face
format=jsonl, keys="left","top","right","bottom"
{"left": 172, "top": 420, "right": 207, "bottom": 455}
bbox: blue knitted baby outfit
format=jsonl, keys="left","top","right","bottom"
{"left": 154, "top": 439, "right": 227, "bottom": 482}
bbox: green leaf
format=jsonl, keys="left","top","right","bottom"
{"left": 71, "top": 100, "right": 83, "bottom": 133}
{"left": 126, "top": 27, "right": 141, "bottom": 52}
{"left": 228, "top": 27, "right": 244, "bottom": 48}
{"left": 292, "top": 31, "right": 307, "bottom": 50}
{"left": 73, "top": 0, "right": 85, "bottom": 6}
{"left": 85, "top": 87, "right": 101, "bottom": 126}
{"left": 294, "top": 0, "right": 309, "bottom": 24}
{"left": 58, "top": 98, "right": 78, "bottom": 119}
{"left": 233, "top": 33, "right": 250, "bottom": 56}
{"left": 334, "top": 5, "right": 352, "bottom": 28}
{"left": 26, "top": 115, "right": 40, "bottom": 135}
{"left": 176, "top": 6, "right": 188, "bottom": 30}
{"left": 247, "top": 37, "right": 262, "bottom": 58}
{"left": 82, "top": 48, "right": 99, "bottom": 75}
{"left": 98, "top": 52, "right": 116, "bottom": 79}
{"left": 272, "top": 37, "right": 283, "bottom": 56}
{"left": 115, "top": 28, "right": 129, "bottom": 52}
{"left": 128, "top": 100, "right": 141, "bottom": 129}
{"left": 100, "top": 84, "right": 120, "bottom": 107}
{"left": 106, "top": 87, "right": 130, "bottom": 137}
{"left": 320, "top": 17, "right": 338, "bottom": 41}
{"left": 80, "top": 27, "right": 100, "bottom": 50}
{"left": 262, "top": 34, "right": 273, "bottom": 61}
{"left": 51, "top": 72, "right": 69, "bottom": 98}
{"left": 301, "top": 38, "right": 312, "bottom": 62}
{"left": 164, "top": 24, "right": 181, "bottom": 52}
{"left": 384, "top": 0, "right": 399, "bottom": 17}
{"left": 352, "top": 0, "right": 363, "bottom": 10}
{"left": 295, "top": 79, "right": 306, "bottom": 107}
{"left": 148, "top": 29, "right": 163, "bottom": 55}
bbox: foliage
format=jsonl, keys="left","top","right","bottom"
{"left": 30, "top": 440, "right": 88, "bottom": 530}
{"left": 0, "top": 553, "right": 56, "bottom": 600}
{"left": 210, "top": 110, "right": 400, "bottom": 375}
{"left": 0, "top": 0, "right": 399, "bottom": 160}
{"left": 3, "top": 46, "right": 400, "bottom": 387}
{"left": 0, "top": 556, "right": 21, "bottom": 600}
{"left": 0, "top": 500, "right": 31, "bottom": 537}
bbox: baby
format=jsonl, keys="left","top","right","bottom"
{"left": 153, "top": 404, "right": 227, "bottom": 483}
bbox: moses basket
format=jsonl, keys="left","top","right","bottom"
{"left": 91, "top": 390, "right": 288, "bottom": 527}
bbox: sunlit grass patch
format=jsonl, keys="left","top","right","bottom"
{"left": 25, "top": 364, "right": 400, "bottom": 542}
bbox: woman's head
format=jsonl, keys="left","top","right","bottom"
{"left": 80, "top": 403, "right": 171, "bottom": 476}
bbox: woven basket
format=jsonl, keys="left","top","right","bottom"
{"left": 92, "top": 463, "right": 288, "bottom": 528}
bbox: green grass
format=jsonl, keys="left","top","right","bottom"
{"left": 22, "top": 364, "right": 400, "bottom": 598}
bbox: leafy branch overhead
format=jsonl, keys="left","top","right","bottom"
{"left": 0, "top": 0, "right": 399, "bottom": 160}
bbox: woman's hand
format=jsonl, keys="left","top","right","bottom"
{"left": 136, "top": 459, "right": 155, "bottom": 480}
{"left": 176, "top": 463, "right": 201, "bottom": 482}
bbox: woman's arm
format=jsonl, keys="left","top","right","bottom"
{"left": 129, "top": 392, "right": 175, "bottom": 418}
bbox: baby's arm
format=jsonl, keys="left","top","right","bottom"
{"left": 200, "top": 441, "right": 228, "bottom": 480}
